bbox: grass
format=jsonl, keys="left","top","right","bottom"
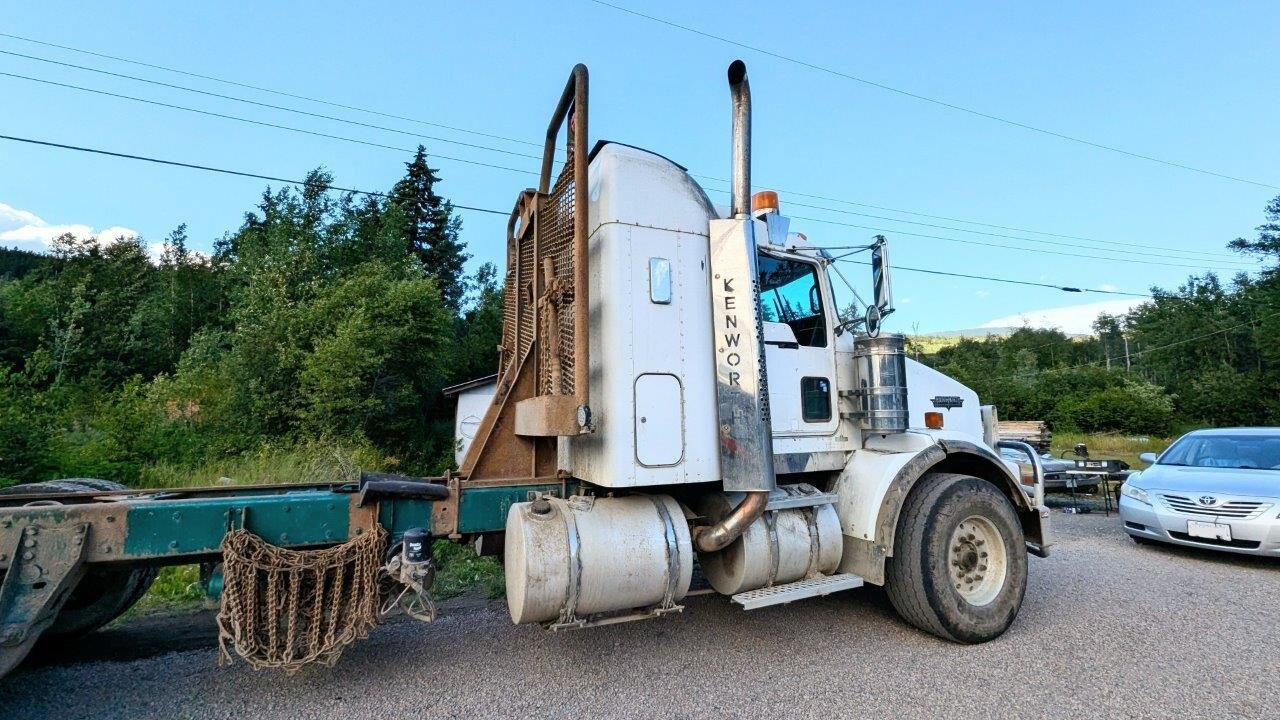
{"left": 432, "top": 540, "right": 505, "bottom": 600}
{"left": 1050, "top": 431, "right": 1173, "bottom": 468}
{"left": 136, "top": 441, "right": 395, "bottom": 488}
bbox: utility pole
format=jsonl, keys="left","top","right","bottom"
{"left": 1123, "top": 334, "right": 1131, "bottom": 372}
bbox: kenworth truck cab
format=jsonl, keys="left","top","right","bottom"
{"left": 471, "top": 60, "right": 1050, "bottom": 636}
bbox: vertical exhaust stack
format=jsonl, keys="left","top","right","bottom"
{"left": 695, "top": 59, "right": 774, "bottom": 554}
{"left": 728, "top": 59, "right": 752, "bottom": 219}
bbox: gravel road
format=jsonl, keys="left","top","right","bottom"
{"left": 3, "top": 512, "right": 1277, "bottom": 720}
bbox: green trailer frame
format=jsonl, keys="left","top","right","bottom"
{"left": 0, "top": 475, "right": 566, "bottom": 676}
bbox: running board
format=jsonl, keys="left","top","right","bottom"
{"left": 731, "top": 573, "right": 864, "bottom": 611}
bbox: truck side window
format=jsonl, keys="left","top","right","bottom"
{"left": 801, "top": 377, "right": 832, "bottom": 422}
{"left": 757, "top": 254, "right": 827, "bottom": 347}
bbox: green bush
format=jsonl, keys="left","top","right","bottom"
{"left": 1048, "top": 378, "right": 1175, "bottom": 436}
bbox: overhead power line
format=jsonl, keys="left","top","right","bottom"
{"left": 590, "top": 0, "right": 1279, "bottom": 191}
{"left": 0, "top": 132, "right": 1153, "bottom": 298}
{"left": 0, "top": 71, "right": 537, "bottom": 177}
{"left": 0, "top": 134, "right": 507, "bottom": 215}
{"left": 0, "top": 64, "right": 1241, "bottom": 270}
{"left": 0, "top": 50, "right": 546, "bottom": 163}
{"left": 693, "top": 173, "right": 1242, "bottom": 263}
{"left": 834, "top": 257, "right": 1150, "bottom": 298}
{"left": 788, "top": 212, "right": 1244, "bottom": 271}
{"left": 0, "top": 32, "right": 1248, "bottom": 261}
{"left": 0, "top": 31, "right": 544, "bottom": 150}
{"left": 6, "top": 69, "right": 1212, "bottom": 270}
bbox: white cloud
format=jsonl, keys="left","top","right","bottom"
{"left": 1098, "top": 283, "right": 1118, "bottom": 292}
{"left": 980, "top": 298, "right": 1146, "bottom": 335}
{"left": 0, "top": 201, "right": 138, "bottom": 253}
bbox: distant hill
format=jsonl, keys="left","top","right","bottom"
{"left": 908, "top": 327, "right": 1092, "bottom": 354}
{"left": 0, "top": 247, "right": 52, "bottom": 279}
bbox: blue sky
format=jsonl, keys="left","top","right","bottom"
{"left": 2, "top": 1, "right": 1276, "bottom": 333}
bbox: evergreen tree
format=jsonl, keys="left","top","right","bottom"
{"left": 388, "top": 146, "right": 469, "bottom": 311}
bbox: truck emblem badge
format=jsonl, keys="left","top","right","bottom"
{"left": 930, "top": 395, "right": 963, "bottom": 409}
{"left": 1197, "top": 496, "right": 1218, "bottom": 506}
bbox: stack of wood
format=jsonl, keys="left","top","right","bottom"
{"left": 997, "top": 420, "right": 1052, "bottom": 453}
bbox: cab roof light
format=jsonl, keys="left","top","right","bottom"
{"left": 752, "top": 189, "right": 779, "bottom": 215}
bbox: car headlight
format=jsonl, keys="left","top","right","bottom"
{"left": 1120, "top": 483, "right": 1150, "bottom": 505}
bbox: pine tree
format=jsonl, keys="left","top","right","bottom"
{"left": 388, "top": 146, "right": 470, "bottom": 311}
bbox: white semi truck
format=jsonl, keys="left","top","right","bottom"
{"left": 478, "top": 59, "right": 1050, "bottom": 642}
{"left": 0, "top": 60, "right": 1050, "bottom": 679}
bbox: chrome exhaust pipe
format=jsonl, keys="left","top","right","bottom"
{"left": 694, "top": 59, "right": 769, "bottom": 554}
{"left": 693, "top": 490, "right": 769, "bottom": 553}
{"left": 728, "top": 59, "right": 751, "bottom": 219}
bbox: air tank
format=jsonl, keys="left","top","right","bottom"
{"left": 504, "top": 494, "right": 693, "bottom": 625}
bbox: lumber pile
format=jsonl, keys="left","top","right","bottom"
{"left": 997, "top": 420, "right": 1051, "bottom": 453}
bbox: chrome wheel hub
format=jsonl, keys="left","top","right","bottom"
{"left": 948, "top": 515, "right": 1007, "bottom": 606}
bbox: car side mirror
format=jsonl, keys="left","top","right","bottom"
{"left": 1139, "top": 452, "right": 1158, "bottom": 465}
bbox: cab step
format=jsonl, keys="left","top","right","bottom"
{"left": 730, "top": 573, "right": 864, "bottom": 610}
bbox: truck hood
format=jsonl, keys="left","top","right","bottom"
{"left": 1134, "top": 464, "right": 1280, "bottom": 499}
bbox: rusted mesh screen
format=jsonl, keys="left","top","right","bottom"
{"left": 498, "top": 149, "right": 579, "bottom": 395}
{"left": 539, "top": 153, "right": 577, "bottom": 395}
{"left": 217, "top": 525, "right": 386, "bottom": 673}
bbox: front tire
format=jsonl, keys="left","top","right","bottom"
{"left": 884, "top": 472, "right": 1028, "bottom": 643}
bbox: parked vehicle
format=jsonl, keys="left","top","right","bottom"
{"left": 998, "top": 448, "right": 1099, "bottom": 492}
{"left": 1119, "top": 427, "right": 1280, "bottom": 556}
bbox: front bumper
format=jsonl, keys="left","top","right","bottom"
{"left": 1119, "top": 495, "right": 1280, "bottom": 556}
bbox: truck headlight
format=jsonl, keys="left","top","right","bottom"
{"left": 1120, "top": 483, "right": 1150, "bottom": 505}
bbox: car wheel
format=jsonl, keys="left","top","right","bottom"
{"left": 884, "top": 472, "right": 1028, "bottom": 643}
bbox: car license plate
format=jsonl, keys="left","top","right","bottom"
{"left": 1187, "top": 520, "right": 1232, "bottom": 542}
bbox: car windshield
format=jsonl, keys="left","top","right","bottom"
{"left": 1159, "top": 433, "right": 1280, "bottom": 470}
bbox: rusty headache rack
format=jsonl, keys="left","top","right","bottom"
{"left": 460, "top": 63, "right": 592, "bottom": 482}
{"left": 0, "top": 65, "right": 595, "bottom": 680}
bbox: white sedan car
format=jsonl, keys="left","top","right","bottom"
{"left": 1119, "top": 428, "right": 1280, "bottom": 556}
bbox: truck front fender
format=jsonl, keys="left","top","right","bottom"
{"left": 832, "top": 434, "right": 1047, "bottom": 586}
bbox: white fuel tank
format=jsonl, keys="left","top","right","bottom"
{"left": 504, "top": 494, "right": 693, "bottom": 625}
{"left": 695, "top": 484, "right": 842, "bottom": 595}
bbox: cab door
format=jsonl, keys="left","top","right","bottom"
{"left": 757, "top": 251, "right": 838, "bottom": 437}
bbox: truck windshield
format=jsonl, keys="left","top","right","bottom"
{"left": 1159, "top": 434, "right": 1280, "bottom": 470}
{"left": 758, "top": 253, "right": 826, "bottom": 347}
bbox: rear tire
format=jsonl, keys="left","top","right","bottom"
{"left": 884, "top": 472, "right": 1028, "bottom": 643}
{"left": 0, "top": 479, "right": 157, "bottom": 636}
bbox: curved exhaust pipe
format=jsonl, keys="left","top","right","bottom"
{"left": 693, "top": 59, "right": 769, "bottom": 555}
{"left": 693, "top": 490, "right": 769, "bottom": 553}
{"left": 728, "top": 59, "right": 751, "bottom": 219}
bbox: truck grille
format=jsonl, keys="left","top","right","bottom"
{"left": 1159, "top": 494, "right": 1271, "bottom": 520}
